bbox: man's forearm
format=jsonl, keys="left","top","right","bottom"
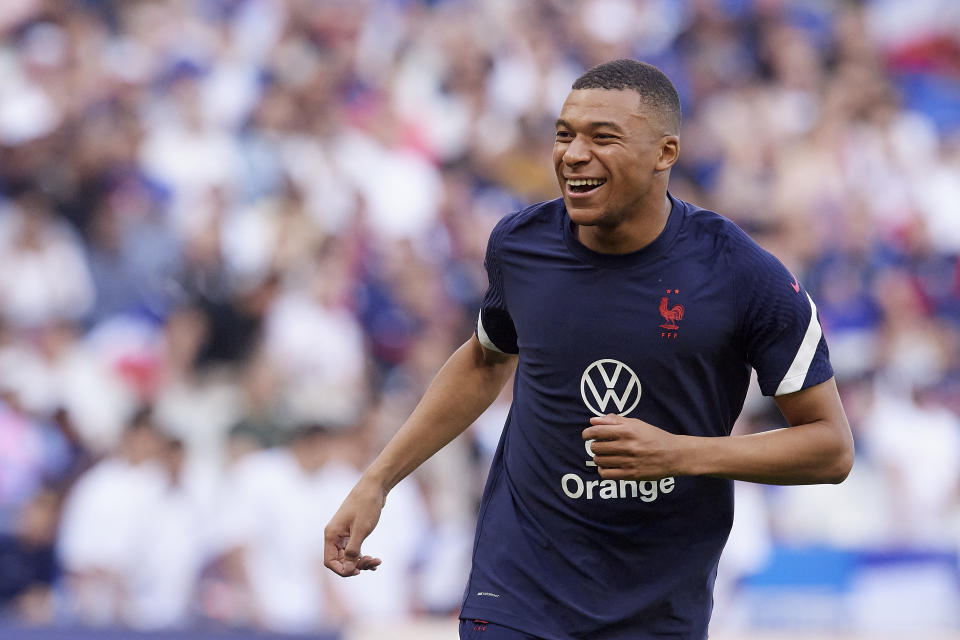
{"left": 585, "top": 380, "right": 853, "bottom": 486}
{"left": 680, "top": 378, "right": 854, "bottom": 485}
{"left": 362, "top": 336, "right": 517, "bottom": 493}
{"left": 679, "top": 421, "right": 853, "bottom": 485}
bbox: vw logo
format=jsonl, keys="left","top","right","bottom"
{"left": 580, "top": 358, "right": 642, "bottom": 417}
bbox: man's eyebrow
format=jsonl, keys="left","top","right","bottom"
{"left": 554, "top": 119, "right": 625, "bottom": 133}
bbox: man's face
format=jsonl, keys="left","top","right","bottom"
{"left": 553, "top": 88, "right": 676, "bottom": 228}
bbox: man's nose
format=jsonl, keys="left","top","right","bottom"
{"left": 563, "top": 135, "right": 591, "bottom": 165}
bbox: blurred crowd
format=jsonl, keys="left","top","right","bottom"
{"left": 0, "top": 0, "right": 959, "bottom": 634}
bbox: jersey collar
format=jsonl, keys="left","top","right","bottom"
{"left": 562, "top": 192, "right": 685, "bottom": 269}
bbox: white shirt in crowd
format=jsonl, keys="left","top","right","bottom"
{"left": 213, "top": 447, "right": 428, "bottom": 632}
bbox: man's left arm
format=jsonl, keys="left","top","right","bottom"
{"left": 585, "top": 377, "right": 854, "bottom": 485}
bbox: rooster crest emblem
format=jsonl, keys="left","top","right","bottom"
{"left": 658, "top": 296, "right": 684, "bottom": 330}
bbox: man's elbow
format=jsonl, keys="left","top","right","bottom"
{"left": 824, "top": 439, "right": 855, "bottom": 484}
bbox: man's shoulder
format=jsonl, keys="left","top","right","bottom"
{"left": 489, "top": 198, "right": 564, "bottom": 247}
{"left": 677, "top": 199, "right": 803, "bottom": 317}
{"left": 676, "top": 197, "right": 773, "bottom": 264}
{"left": 677, "top": 198, "right": 752, "bottom": 246}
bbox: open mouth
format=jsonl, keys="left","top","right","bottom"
{"left": 567, "top": 178, "right": 606, "bottom": 195}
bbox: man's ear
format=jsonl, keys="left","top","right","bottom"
{"left": 656, "top": 136, "right": 679, "bottom": 172}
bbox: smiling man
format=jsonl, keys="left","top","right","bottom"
{"left": 554, "top": 75, "right": 679, "bottom": 255}
{"left": 324, "top": 59, "right": 853, "bottom": 640}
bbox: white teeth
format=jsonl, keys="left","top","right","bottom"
{"left": 567, "top": 178, "right": 605, "bottom": 187}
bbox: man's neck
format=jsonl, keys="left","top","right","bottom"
{"left": 575, "top": 194, "right": 672, "bottom": 254}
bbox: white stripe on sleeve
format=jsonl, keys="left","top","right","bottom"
{"left": 476, "top": 310, "right": 505, "bottom": 353}
{"left": 775, "top": 293, "right": 822, "bottom": 396}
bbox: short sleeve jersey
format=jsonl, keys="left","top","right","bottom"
{"left": 462, "top": 194, "right": 833, "bottom": 640}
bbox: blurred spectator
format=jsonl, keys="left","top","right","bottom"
{"left": 0, "top": 358, "right": 74, "bottom": 529}
{"left": 57, "top": 408, "right": 196, "bottom": 629}
{"left": 264, "top": 241, "right": 368, "bottom": 427}
{"left": 862, "top": 384, "right": 960, "bottom": 545}
{"left": 0, "top": 489, "right": 61, "bottom": 625}
{"left": 0, "top": 190, "right": 94, "bottom": 329}
{"left": 84, "top": 178, "right": 181, "bottom": 325}
{"left": 125, "top": 435, "right": 209, "bottom": 629}
{"left": 207, "top": 424, "right": 346, "bottom": 632}
{"left": 208, "top": 423, "right": 427, "bottom": 632}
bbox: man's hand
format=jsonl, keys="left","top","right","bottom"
{"left": 323, "top": 481, "right": 386, "bottom": 577}
{"left": 582, "top": 414, "right": 684, "bottom": 480}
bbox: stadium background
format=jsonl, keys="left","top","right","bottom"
{"left": 0, "top": 0, "right": 959, "bottom": 638}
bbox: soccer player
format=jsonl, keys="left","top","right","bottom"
{"left": 324, "top": 59, "right": 854, "bottom": 639}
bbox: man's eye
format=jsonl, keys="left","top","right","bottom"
{"left": 555, "top": 131, "right": 571, "bottom": 140}
{"left": 595, "top": 134, "right": 616, "bottom": 140}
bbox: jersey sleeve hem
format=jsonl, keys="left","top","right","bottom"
{"left": 772, "top": 293, "right": 823, "bottom": 395}
{"left": 773, "top": 371, "right": 814, "bottom": 396}
{"left": 476, "top": 309, "right": 519, "bottom": 354}
{"left": 762, "top": 365, "right": 834, "bottom": 397}
{"left": 476, "top": 310, "right": 506, "bottom": 353}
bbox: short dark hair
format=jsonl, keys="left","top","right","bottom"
{"left": 572, "top": 59, "right": 681, "bottom": 133}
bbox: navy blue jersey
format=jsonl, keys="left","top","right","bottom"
{"left": 462, "top": 194, "right": 833, "bottom": 639}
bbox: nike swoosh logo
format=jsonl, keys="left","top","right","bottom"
{"left": 790, "top": 275, "right": 800, "bottom": 293}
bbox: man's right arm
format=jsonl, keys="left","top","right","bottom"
{"left": 323, "top": 334, "right": 517, "bottom": 577}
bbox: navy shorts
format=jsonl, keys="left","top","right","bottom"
{"left": 459, "top": 618, "right": 546, "bottom": 639}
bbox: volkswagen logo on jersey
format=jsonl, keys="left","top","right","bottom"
{"left": 580, "top": 358, "right": 642, "bottom": 416}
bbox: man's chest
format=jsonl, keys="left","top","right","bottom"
{"left": 503, "top": 256, "right": 739, "bottom": 365}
